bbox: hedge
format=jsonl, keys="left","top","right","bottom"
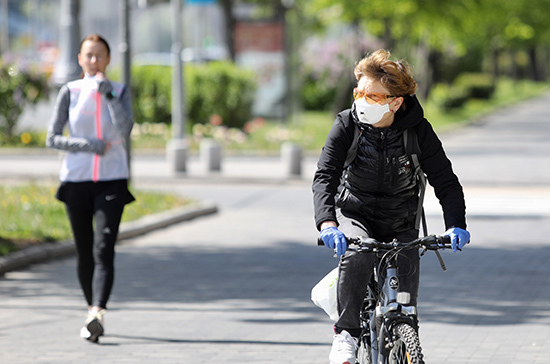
{"left": 130, "top": 61, "right": 257, "bottom": 130}
{"left": 453, "top": 73, "right": 495, "bottom": 100}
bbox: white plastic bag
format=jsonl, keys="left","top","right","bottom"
{"left": 311, "top": 267, "right": 339, "bottom": 321}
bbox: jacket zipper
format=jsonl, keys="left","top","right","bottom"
{"left": 93, "top": 90, "right": 102, "bottom": 183}
{"left": 377, "top": 131, "right": 387, "bottom": 191}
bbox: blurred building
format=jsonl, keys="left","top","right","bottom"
{"left": 0, "top": 0, "right": 287, "bottom": 118}
{"left": 0, "top": 0, "right": 227, "bottom": 71}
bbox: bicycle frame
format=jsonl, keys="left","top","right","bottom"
{"left": 353, "top": 236, "right": 450, "bottom": 364}
{"left": 362, "top": 250, "right": 417, "bottom": 363}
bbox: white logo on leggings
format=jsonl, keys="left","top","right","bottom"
{"left": 105, "top": 194, "right": 117, "bottom": 201}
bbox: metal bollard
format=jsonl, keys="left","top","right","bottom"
{"left": 281, "top": 142, "right": 302, "bottom": 177}
{"left": 200, "top": 138, "right": 222, "bottom": 172}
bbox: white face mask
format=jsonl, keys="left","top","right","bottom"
{"left": 354, "top": 98, "right": 390, "bottom": 125}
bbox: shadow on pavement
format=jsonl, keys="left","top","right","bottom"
{"left": 419, "top": 244, "right": 550, "bottom": 326}
{"left": 106, "top": 333, "right": 327, "bottom": 346}
{"left": 3, "top": 235, "right": 550, "bottom": 329}
{"left": 111, "top": 241, "right": 336, "bottom": 305}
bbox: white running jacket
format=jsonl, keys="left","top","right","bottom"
{"left": 46, "top": 76, "right": 133, "bottom": 182}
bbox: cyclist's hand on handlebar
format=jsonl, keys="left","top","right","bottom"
{"left": 443, "top": 227, "right": 470, "bottom": 252}
{"left": 320, "top": 226, "right": 347, "bottom": 257}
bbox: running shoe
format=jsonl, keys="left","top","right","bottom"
{"left": 329, "top": 330, "right": 358, "bottom": 364}
{"left": 80, "top": 309, "right": 105, "bottom": 343}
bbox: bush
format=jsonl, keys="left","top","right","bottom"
{"left": 300, "top": 71, "right": 337, "bottom": 110}
{"left": 429, "top": 73, "right": 496, "bottom": 112}
{"left": 429, "top": 83, "right": 469, "bottom": 111}
{"left": 0, "top": 62, "right": 49, "bottom": 140}
{"left": 186, "top": 62, "right": 256, "bottom": 129}
{"left": 130, "top": 65, "right": 172, "bottom": 125}
{"left": 453, "top": 72, "right": 495, "bottom": 99}
{"left": 130, "top": 61, "right": 257, "bottom": 130}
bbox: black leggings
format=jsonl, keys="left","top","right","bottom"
{"left": 61, "top": 181, "right": 131, "bottom": 308}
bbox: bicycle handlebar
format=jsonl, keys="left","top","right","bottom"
{"left": 317, "top": 234, "right": 452, "bottom": 251}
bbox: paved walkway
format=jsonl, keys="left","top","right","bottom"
{"left": 1, "top": 91, "right": 550, "bottom": 363}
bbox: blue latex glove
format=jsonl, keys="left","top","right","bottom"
{"left": 320, "top": 226, "right": 347, "bottom": 257}
{"left": 443, "top": 227, "right": 471, "bottom": 252}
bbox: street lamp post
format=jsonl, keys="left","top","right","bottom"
{"left": 120, "top": 0, "right": 132, "bottom": 181}
{"left": 0, "top": 0, "right": 9, "bottom": 56}
{"left": 167, "top": 0, "right": 187, "bottom": 173}
{"left": 53, "top": 0, "right": 81, "bottom": 86}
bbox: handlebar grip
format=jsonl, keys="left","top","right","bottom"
{"left": 317, "top": 237, "right": 324, "bottom": 246}
{"left": 438, "top": 235, "right": 451, "bottom": 245}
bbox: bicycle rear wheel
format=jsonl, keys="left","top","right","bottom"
{"left": 387, "top": 323, "right": 424, "bottom": 364}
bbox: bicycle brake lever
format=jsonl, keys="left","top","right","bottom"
{"left": 435, "top": 250, "right": 447, "bottom": 271}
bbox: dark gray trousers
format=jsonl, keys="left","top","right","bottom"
{"left": 334, "top": 209, "right": 420, "bottom": 337}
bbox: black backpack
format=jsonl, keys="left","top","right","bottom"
{"left": 344, "top": 123, "right": 428, "bottom": 235}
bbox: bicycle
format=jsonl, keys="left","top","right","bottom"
{"left": 321, "top": 234, "right": 451, "bottom": 364}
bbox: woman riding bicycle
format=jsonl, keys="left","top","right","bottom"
{"left": 312, "top": 49, "right": 470, "bottom": 364}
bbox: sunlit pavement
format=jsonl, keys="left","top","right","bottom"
{"left": 1, "top": 91, "right": 550, "bottom": 363}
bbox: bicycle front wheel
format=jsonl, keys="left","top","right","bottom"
{"left": 356, "top": 335, "right": 372, "bottom": 364}
{"left": 387, "top": 323, "right": 424, "bottom": 364}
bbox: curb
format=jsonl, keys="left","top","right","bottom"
{"left": 0, "top": 202, "right": 218, "bottom": 275}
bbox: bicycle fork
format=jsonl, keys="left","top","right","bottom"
{"left": 369, "top": 265, "right": 402, "bottom": 364}
{"left": 373, "top": 266, "right": 418, "bottom": 363}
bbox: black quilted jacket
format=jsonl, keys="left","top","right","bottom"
{"left": 312, "top": 95, "right": 467, "bottom": 234}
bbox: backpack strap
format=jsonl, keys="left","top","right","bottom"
{"left": 344, "top": 123, "right": 361, "bottom": 169}
{"left": 404, "top": 128, "right": 428, "bottom": 235}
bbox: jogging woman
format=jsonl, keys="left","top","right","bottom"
{"left": 46, "top": 34, "right": 134, "bottom": 343}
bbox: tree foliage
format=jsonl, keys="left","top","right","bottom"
{"left": 301, "top": 0, "right": 550, "bottom": 81}
{"left": 213, "top": 0, "right": 550, "bottom": 113}
{"left": 0, "top": 63, "right": 50, "bottom": 139}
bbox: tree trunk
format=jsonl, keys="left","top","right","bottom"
{"left": 382, "top": 17, "right": 395, "bottom": 50}
{"left": 331, "top": 21, "right": 362, "bottom": 116}
{"left": 509, "top": 49, "right": 518, "bottom": 80}
{"left": 415, "top": 36, "right": 430, "bottom": 100}
{"left": 491, "top": 47, "right": 500, "bottom": 87}
{"left": 527, "top": 46, "right": 544, "bottom": 82}
{"left": 219, "top": 0, "right": 235, "bottom": 62}
{"left": 425, "top": 50, "right": 439, "bottom": 95}
{"left": 544, "top": 47, "right": 550, "bottom": 81}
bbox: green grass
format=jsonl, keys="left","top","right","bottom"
{"left": 0, "top": 184, "right": 191, "bottom": 256}
{"left": 232, "top": 111, "right": 335, "bottom": 153}
{"left": 423, "top": 78, "right": 550, "bottom": 131}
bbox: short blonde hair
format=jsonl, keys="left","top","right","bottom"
{"left": 354, "top": 49, "right": 417, "bottom": 97}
